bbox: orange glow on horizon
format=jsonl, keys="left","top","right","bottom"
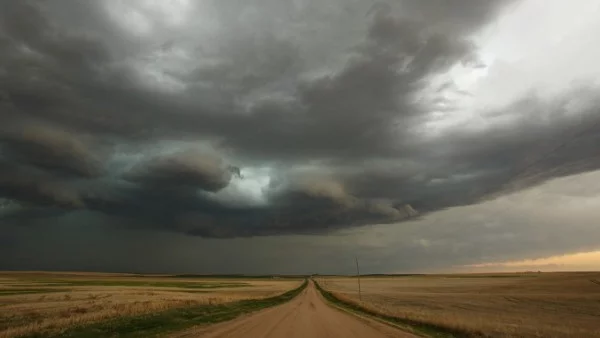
{"left": 460, "top": 250, "right": 600, "bottom": 272}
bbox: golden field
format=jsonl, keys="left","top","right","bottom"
{"left": 319, "top": 272, "right": 600, "bottom": 337}
{"left": 0, "top": 271, "right": 301, "bottom": 338}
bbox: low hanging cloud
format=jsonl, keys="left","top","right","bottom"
{"left": 79, "top": 167, "right": 417, "bottom": 238}
{"left": 1, "top": 0, "right": 600, "bottom": 241}
{"left": 124, "top": 150, "right": 240, "bottom": 192}
{"left": 0, "top": 163, "right": 84, "bottom": 209}
{"left": 0, "top": 123, "right": 101, "bottom": 178}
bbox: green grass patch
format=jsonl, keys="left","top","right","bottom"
{"left": 313, "top": 280, "right": 483, "bottom": 338}
{"left": 20, "top": 280, "right": 307, "bottom": 338}
{"left": 0, "top": 288, "right": 68, "bottom": 296}
{"left": 29, "top": 280, "right": 249, "bottom": 289}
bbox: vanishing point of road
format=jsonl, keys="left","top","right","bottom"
{"left": 171, "top": 280, "right": 416, "bottom": 338}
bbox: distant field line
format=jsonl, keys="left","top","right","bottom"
{"left": 5, "top": 279, "right": 250, "bottom": 289}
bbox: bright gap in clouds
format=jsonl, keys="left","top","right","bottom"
{"left": 425, "top": 0, "right": 600, "bottom": 135}
{"left": 212, "top": 167, "right": 272, "bottom": 207}
{"left": 104, "top": 0, "right": 192, "bottom": 36}
{"left": 103, "top": 0, "right": 214, "bottom": 93}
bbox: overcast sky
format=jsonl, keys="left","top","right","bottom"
{"left": 1, "top": 0, "right": 599, "bottom": 274}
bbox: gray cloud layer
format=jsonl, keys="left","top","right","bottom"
{"left": 1, "top": 0, "right": 599, "bottom": 245}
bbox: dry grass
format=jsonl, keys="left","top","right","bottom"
{"left": 0, "top": 272, "right": 301, "bottom": 338}
{"left": 320, "top": 272, "right": 600, "bottom": 338}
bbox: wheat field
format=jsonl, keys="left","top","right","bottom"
{"left": 0, "top": 271, "right": 301, "bottom": 338}
{"left": 320, "top": 272, "right": 600, "bottom": 337}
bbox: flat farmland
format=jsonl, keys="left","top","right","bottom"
{"left": 320, "top": 272, "right": 600, "bottom": 337}
{"left": 0, "top": 272, "right": 302, "bottom": 338}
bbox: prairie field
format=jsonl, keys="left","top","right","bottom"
{"left": 0, "top": 271, "right": 302, "bottom": 338}
{"left": 319, "top": 272, "right": 600, "bottom": 337}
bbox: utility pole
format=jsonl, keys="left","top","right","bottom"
{"left": 355, "top": 256, "right": 362, "bottom": 301}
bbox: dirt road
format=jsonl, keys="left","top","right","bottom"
{"left": 171, "top": 281, "right": 416, "bottom": 338}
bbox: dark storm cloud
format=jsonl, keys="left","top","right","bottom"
{"left": 0, "top": 123, "right": 102, "bottom": 178}
{"left": 187, "top": 2, "right": 487, "bottom": 160}
{"left": 125, "top": 150, "right": 239, "bottom": 192}
{"left": 3, "top": 171, "right": 599, "bottom": 275}
{"left": 1, "top": 0, "right": 599, "bottom": 243}
{"left": 76, "top": 172, "right": 416, "bottom": 238}
{"left": 0, "top": 162, "right": 84, "bottom": 208}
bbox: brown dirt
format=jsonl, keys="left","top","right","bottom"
{"left": 171, "top": 281, "right": 416, "bottom": 338}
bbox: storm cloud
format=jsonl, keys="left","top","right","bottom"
{"left": 1, "top": 0, "right": 599, "bottom": 258}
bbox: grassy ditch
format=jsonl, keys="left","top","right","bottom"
{"left": 313, "top": 279, "right": 483, "bottom": 338}
{"left": 21, "top": 279, "right": 307, "bottom": 338}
